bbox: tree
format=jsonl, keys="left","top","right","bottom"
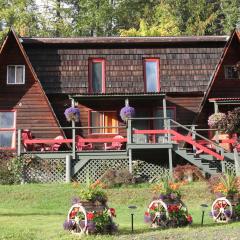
{"left": 119, "top": 2, "right": 181, "bottom": 36}
{"left": 220, "top": 0, "right": 240, "bottom": 34}
{"left": 0, "top": 0, "right": 40, "bottom": 40}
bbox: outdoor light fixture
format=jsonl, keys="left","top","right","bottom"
{"left": 128, "top": 205, "right": 137, "bottom": 233}
{"left": 200, "top": 204, "right": 208, "bottom": 226}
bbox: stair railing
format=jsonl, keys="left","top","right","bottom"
{"left": 169, "top": 119, "right": 231, "bottom": 155}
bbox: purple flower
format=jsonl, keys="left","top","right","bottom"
{"left": 159, "top": 194, "right": 166, "bottom": 200}
{"left": 144, "top": 213, "right": 152, "bottom": 223}
{"left": 71, "top": 197, "right": 81, "bottom": 205}
{"left": 63, "top": 219, "right": 74, "bottom": 230}
{"left": 209, "top": 210, "right": 218, "bottom": 217}
{"left": 224, "top": 209, "right": 232, "bottom": 217}
{"left": 170, "top": 193, "right": 177, "bottom": 200}
{"left": 64, "top": 107, "right": 80, "bottom": 122}
{"left": 87, "top": 221, "right": 96, "bottom": 233}
{"left": 120, "top": 106, "right": 135, "bottom": 122}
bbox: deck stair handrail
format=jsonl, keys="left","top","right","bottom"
{"left": 169, "top": 119, "right": 231, "bottom": 155}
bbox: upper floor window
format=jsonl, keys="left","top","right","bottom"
{"left": 224, "top": 65, "right": 240, "bottom": 80}
{"left": 7, "top": 65, "right": 25, "bottom": 84}
{"left": 0, "top": 111, "right": 16, "bottom": 149}
{"left": 144, "top": 59, "right": 160, "bottom": 92}
{"left": 89, "top": 59, "right": 105, "bottom": 93}
{"left": 89, "top": 111, "right": 118, "bottom": 134}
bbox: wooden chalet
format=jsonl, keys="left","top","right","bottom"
{"left": 0, "top": 28, "right": 240, "bottom": 182}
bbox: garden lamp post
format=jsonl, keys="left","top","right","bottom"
{"left": 200, "top": 204, "right": 208, "bottom": 226}
{"left": 128, "top": 205, "right": 137, "bottom": 233}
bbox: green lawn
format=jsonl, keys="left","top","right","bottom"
{"left": 0, "top": 181, "right": 239, "bottom": 240}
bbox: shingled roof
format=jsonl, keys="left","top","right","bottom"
{"left": 21, "top": 35, "right": 228, "bottom": 94}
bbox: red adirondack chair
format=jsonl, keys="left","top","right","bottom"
{"left": 21, "top": 129, "right": 42, "bottom": 151}
{"left": 75, "top": 135, "right": 93, "bottom": 151}
{"left": 104, "top": 135, "right": 124, "bottom": 150}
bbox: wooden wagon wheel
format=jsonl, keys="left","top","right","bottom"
{"left": 147, "top": 199, "right": 169, "bottom": 227}
{"left": 67, "top": 203, "right": 88, "bottom": 234}
{"left": 211, "top": 197, "right": 233, "bottom": 223}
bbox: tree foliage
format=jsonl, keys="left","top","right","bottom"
{"left": 0, "top": 0, "right": 239, "bottom": 40}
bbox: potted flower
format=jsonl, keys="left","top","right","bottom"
{"left": 208, "top": 112, "right": 227, "bottom": 130}
{"left": 120, "top": 105, "right": 135, "bottom": 122}
{"left": 64, "top": 107, "right": 80, "bottom": 122}
{"left": 145, "top": 178, "right": 191, "bottom": 228}
{"left": 63, "top": 180, "right": 117, "bottom": 235}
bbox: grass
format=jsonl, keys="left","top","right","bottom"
{"left": 0, "top": 181, "right": 240, "bottom": 239}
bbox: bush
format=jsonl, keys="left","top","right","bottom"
{"left": 173, "top": 164, "right": 204, "bottom": 182}
{"left": 0, "top": 151, "right": 25, "bottom": 185}
{"left": 100, "top": 168, "right": 133, "bottom": 187}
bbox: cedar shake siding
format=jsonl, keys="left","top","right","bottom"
{"left": 0, "top": 31, "right": 62, "bottom": 139}
{"left": 20, "top": 36, "right": 227, "bottom": 129}
{"left": 23, "top": 42, "right": 225, "bottom": 94}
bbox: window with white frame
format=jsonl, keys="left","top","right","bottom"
{"left": 89, "top": 111, "right": 118, "bottom": 134}
{"left": 7, "top": 65, "right": 25, "bottom": 84}
{"left": 0, "top": 111, "right": 16, "bottom": 149}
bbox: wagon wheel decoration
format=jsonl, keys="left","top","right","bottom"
{"left": 147, "top": 199, "right": 169, "bottom": 227}
{"left": 67, "top": 203, "right": 88, "bottom": 234}
{"left": 211, "top": 197, "right": 233, "bottom": 223}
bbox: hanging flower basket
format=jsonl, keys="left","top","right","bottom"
{"left": 207, "top": 112, "right": 226, "bottom": 129}
{"left": 64, "top": 107, "right": 80, "bottom": 122}
{"left": 120, "top": 105, "right": 135, "bottom": 122}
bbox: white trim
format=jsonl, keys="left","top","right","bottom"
{"left": 7, "top": 65, "right": 25, "bottom": 85}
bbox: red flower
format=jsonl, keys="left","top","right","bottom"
{"left": 109, "top": 208, "right": 116, "bottom": 217}
{"left": 187, "top": 215, "right": 192, "bottom": 223}
{"left": 87, "top": 212, "right": 94, "bottom": 221}
{"left": 144, "top": 211, "right": 150, "bottom": 216}
{"left": 167, "top": 205, "right": 179, "bottom": 213}
{"left": 69, "top": 207, "right": 79, "bottom": 219}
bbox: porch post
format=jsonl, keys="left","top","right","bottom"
{"left": 127, "top": 118, "right": 132, "bottom": 144}
{"left": 233, "top": 148, "right": 240, "bottom": 176}
{"left": 129, "top": 148, "right": 133, "bottom": 173}
{"left": 17, "top": 129, "right": 21, "bottom": 157}
{"left": 125, "top": 98, "right": 129, "bottom": 106}
{"left": 66, "top": 155, "right": 72, "bottom": 183}
{"left": 71, "top": 98, "right": 76, "bottom": 159}
{"left": 163, "top": 96, "right": 168, "bottom": 142}
{"left": 168, "top": 148, "right": 173, "bottom": 178}
{"left": 214, "top": 101, "right": 219, "bottom": 113}
{"left": 162, "top": 96, "right": 167, "bottom": 129}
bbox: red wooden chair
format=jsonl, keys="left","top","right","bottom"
{"left": 104, "top": 135, "right": 124, "bottom": 150}
{"left": 45, "top": 135, "right": 65, "bottom": 151}
{"left": 75, "top": 135, "right": 93, "bottom": 151}
{"left": 21, "top": 129, "right": 42, "bottom": 151}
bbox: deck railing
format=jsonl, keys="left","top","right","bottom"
{"left": 17, "top": 117, "right": 235, "bottom": 160}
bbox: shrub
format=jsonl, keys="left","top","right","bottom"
{"left": 100, "top": 168, "right": 133, "bottom": 187}
{"left": 0, "top": 151, "right": 23, "bottom": 184}
{"left": 173, "top": 164, "right": 204, "bottom": 182}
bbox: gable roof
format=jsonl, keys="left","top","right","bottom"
{"left": 0, "top": 28, "right": 62, "bottom": 130}
{"left": 196, "top": 29, "right": 240, "bottom": 116}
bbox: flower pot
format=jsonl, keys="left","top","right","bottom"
{"left": 80, "top": 200, "right": 107, "bottom": 213}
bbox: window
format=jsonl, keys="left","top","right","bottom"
{"left": 144, "top": 59, "right": 160, "bottom": 92}
{"left": 224, "top": 66, "right": 240, "bottom": 79}
{"left": 7, "top": 65, "right": 25, "bottom": 84}
{"left": 0, "top": 111, "right": 16, "bottom": 149}
{"left": 153, "top": 107, "right": 175, "bottom": 129}
{"left": 89, "top": 59, "right": 105, "bottom": 93}
{"left": 89, "top": 111, "right": 118, "bottom": 134}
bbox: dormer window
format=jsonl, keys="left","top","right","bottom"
{"left": 224, "top": 65, "right": 240, "bottom": 80}
{"left": 144, "top": 59, "right": 160, "bottom": 92}
{"left": 89, "top": 59, "right": 105, "bottom": 93}
{"left": 7, "top": 65, "right": 25, "bottom": 84}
